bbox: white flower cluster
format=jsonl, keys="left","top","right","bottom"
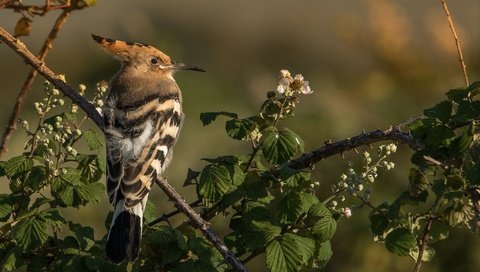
{"left": 330, "top": 143, "right": 398, "bottom": 215}
{"left": 276, "top": 69, "right": 313, "bottom": 95}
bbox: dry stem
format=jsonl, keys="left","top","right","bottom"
{"left": 440, "top": 0, "right": 469, "bottom": 86}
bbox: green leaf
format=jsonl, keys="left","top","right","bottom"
{"left": 82, "top": 129, "right": 104, "bottom": 150}
{"left": 76, "top": 182, "right": 104, "bottom": 203}
{"left": 61, "top": 236, "right": 81, "bottom": 255}
{"left": 143, "top": 200, "right": 156, "bottom": 223}
{"left": 408, "top": 168, "right": 429, "bottom": 197}
{"left": 311, "top": 216, "right": 337, "bottom": 242}
{"left": 243, "top": 221, "right": 281, "bottom": 251}
{"left": 76, "top": 154, "right": 105, "bottom": 182}
{"left": 425, "top": 124, "right": 455, "bottom": 147}
{"left": 198, "top": 164, "right": 232, "bottom": 204}
{"left": 27, "top": 166, "right": 46, "bottom": 190}
{"left": 199, "top": 111, "right": 238, "bottom": 126}
{"left": 313, "top": 241, "right": 333, "bottom": 269}
{"left": 448, "top": 124, "right": 474, "bottom": 156}
{"left": 4, "top": 155, "right": 33, "bottom": 178}
{"left": 69, "top": 222, "right": 95, "bottom": 251}
{"left": 13, "top": 217, "right": 49, "bottom": 249}
{"left": 277, "top": 166, "right": 311, "bottom": 187}
{"left": 244, "top": 172, "right": 268, "bottom": 199}
{"left": 424, "top": 101, "right": 452, "bottom": 123}
{"left": 446, "top": 87, "right": 469, "bottom": 102}
{"left": 266, "top": 233, "right": 315, "bottom": 272}
{"left": 225, "top": 118, "right": 256, "bottom": 140}
{"left": 276, "top": 191, "right": 318, "bottom": 224}
{"left": 385, "top": 228, "right": 416, "bottom": 256}
{"left": 262, "top": 128, "right": 298, "bottom": 165}
{"left": 38, "top": 209, "right": 65, "bottom": 227}
{"left": 0, "top": 195, "right": 12, "bottom": 221}
{"left": 1, "top": 247, "right": 22, "bottom": 271}
{"left": 427, "top": 220, "right": 449, "bottom": 243}
{"left": 308, "top": 202, "right": 332, "bottom": 219}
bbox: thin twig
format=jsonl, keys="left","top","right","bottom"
{"left": 154, "top": 177, "right": 247, "bottom": 272}
{"left": 0, "top": 8, "right": 72, "bottom": 159}
{"left": 440, "top": 0, "right": 469, "bottom": 86}
{"left": 413, "top": 216, "right": 433, "bottom": 272}
{"left": 147, "top": 199, "right": 202, "bottom": 226}
{"left": 0, "top": 26, "right": 104, "bottom": 129}
{"left": 287, "top": 127, "right": 423, "bottom": 170}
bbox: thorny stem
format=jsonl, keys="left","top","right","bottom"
{"left": 440, "top": 0, "right": 469, "bottom": 86}
{"left": 0, "top": 7, "right": 73, "bottom": 159}
{"left": 413, "top": 216, "right": 434, "bottom": 272}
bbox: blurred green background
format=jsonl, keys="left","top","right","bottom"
{"left": 1, "top": 1, "right": 479, "bottom": 271}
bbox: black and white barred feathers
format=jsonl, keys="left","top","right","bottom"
{"left": 91, "top": 34, "right": 204, "bottom": 263}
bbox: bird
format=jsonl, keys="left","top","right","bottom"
{"left": 91, "top": 34, "right": 205, "bottom": 263}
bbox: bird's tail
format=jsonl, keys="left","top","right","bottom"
{"left": 106, "top": 196, "right": 147, "bottom": 263}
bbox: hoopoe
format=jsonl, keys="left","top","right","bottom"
{"left": 91, "top": 34, "right": 205, "bottom": 263}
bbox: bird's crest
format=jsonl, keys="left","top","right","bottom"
{"left": 91, "top": 34, "right": 171, "bottom": 63}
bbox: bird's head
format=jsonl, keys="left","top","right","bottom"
{"left": 91, "top": 34, "right": 205, "bottom": 77}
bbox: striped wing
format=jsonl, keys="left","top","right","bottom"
{"left": 106, "top": 94, "right": 183, "bottom": 208}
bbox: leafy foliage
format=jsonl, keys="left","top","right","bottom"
{"left": 1, "top": 69, "right": 479, "bottom": 272}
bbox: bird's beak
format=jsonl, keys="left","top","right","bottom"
{"left": 171, "top": 62, "right": 206, "bottom": 72}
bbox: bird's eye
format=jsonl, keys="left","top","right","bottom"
{"left": 150, "top": 58, "right": 159, "bottom": 65}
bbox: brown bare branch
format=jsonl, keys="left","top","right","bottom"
{"left": 440, "top": 0, "right": 469, "bottom": 86}
{"left": 155, "top": 177, "right": 248, "bottom": 272}
{"left": 0, "top": 26, "right": 104, "bottom": 129}
{"left": 287, "top": 127, "right": 422, "bottom": 170}
{"left": 413, "top": 217, "right": 433, "bottom": 272}
{"left": 0, "top": 9, "right": 72, "bottom": 158}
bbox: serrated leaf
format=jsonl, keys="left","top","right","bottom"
{"left": 276, "top": 191, "right": 318, "bottom": 224}
{"left": 243, "top": 221, "right": 281, "bottom": 251}
{"left": 427, "top": 220, "right": 449, "bottom": 243}
{"left": 38, "top": 209, "right": 65, "bottom": 227}
{"left": 225, "top": 118, "right": 256, "bottom": 140}
{"left": 76, "top": 154, "right": 104, "bottom": 182}
{"left": 385, "top": 228, "right": 416, "bottom": 256}
{"left": 27, "top": 166, "right": 46, "bottom": 190}
{"left": 199, "top": 111, "right": 238, "bottom": 126}
{"left": 69, "top": 223, "right": 95, "bottom": 251}
{"left": 143, "top": 200, "right": 156, "bottom": 223}
{"left": 424, "top": 101, "right": 452, "bottom": 123}
{"left": 4, "top": 156, "right": 33, "bottom": 178}
{"left": 313, "top": 241, "right": 333, "bottom": 269}
{"left": 198, "top": 164, "right": 232, "bottom": 204}
{"left": 312, "top": 216, "right": 337, "bottom": 242}
{"left": 266, "top": 233, "right": 315, "bottom": 272}
{"left": 308, "top": 202, "right": 331, "bottom": 219}
{"left": 82, "top": 129, "right": 103, "bottom": 150}
{"left": 262, "top": 128, "right": 298, "bottom": 165}
{"left": 76, "top": 182, "right": 105, "bottom": 203}
{"left": 14, "top": 217, "right": 49, "bottom": 249}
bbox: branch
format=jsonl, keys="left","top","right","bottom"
{"left": 155, "top": 178, "right": 247, "bottom": 272}
{"left": 287, "top": 126, "right": 422, "bottom": 170}
{"left": 440, "top": 0, "right": 469, "bottom": 86}
{"left": 0, "top": 8, "right": 72, "bottom": 158}
{"left": 413, "top": 216, "right": 433, "bottom": 272}
{"left": 0, "top": 26, "right": 104, "bottom": 129}
{"left": 0, "top": 26, "right": 247, "bottom": 271}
